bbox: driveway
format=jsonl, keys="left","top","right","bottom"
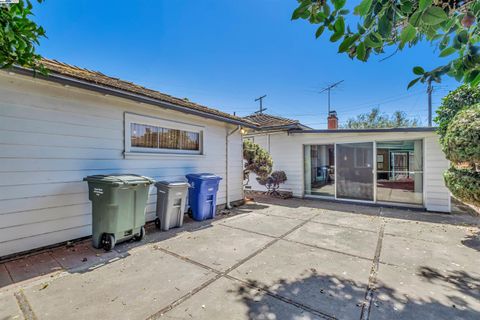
{"left": 0, "top": 197, "right": 479, "bottom": 320}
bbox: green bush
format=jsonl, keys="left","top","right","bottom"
{"left": 444, "top": 167, "right": 480, "bottom": 207}
{"left": 443, "top": 105, "right": 480, "bottom": 165}
{"left": 243, "top": 140, "right": 273, "bottom": 183}
{"left": 257, "top": 170, "right": 288, "bottom": 195}
{"left": 435, "top": 85, "right": 480, "bottom": 143}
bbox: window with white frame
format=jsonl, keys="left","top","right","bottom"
{"left": 125, "top": 113, "right": 203, "bottom": 155}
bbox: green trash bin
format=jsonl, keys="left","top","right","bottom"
{"left": 84, "top": 174, "right": 154, "bottom": 251}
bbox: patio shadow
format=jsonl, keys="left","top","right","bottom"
{"left": 461, "top": 231, "right": 480, "bottom": 252}
{"left": 235, "top": 267, "right": 480, "bottom": 320}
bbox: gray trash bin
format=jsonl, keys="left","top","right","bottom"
{"left": 155, "top": 181, "right": 189, "bottom": 231}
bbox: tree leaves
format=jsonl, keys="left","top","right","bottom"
{"left": 413, "top": 66, "right": 425, "bottom": 75}
{"left": 315, "top": 26, "right": 325, "bottom": 38}
{"left": 356, "top": 42, "right": 366, "bottom": 61}
{"left": 407, "top": 77, "right": 421, "bottom": 89}
{"left": 0, "top": 0, "right": 46, "bottom": 70}
{"left": 292, "top": 0, "right": 480, "bottom": 86}
{"left": 354, "top": 0, "right": 373, "bottom": 16}
{"left": 338, "top": 35, "right": 359, "bottom": 53}
{"left": 343, "top": 107, "right": 420, "bottom": 129}
{"left": 400, "top": 24, "right": 416, "bottom": 47}
{"left": 439, "top": 47, "right": 456, "bottom": 57}
{"left": 422, "top": 7, "right": 448, "bottom": 25}
{"left": 333, "top": 0, "right": 346, "bottom": 11}
{"left": 419, "top": 0, "right": 432, "bottom": 11}
{"left": 334, "top": 16, "right": 345, "bottom": 34}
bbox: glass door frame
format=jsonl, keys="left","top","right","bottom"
{"left": 333, "top": 141, "right": 377, "bottom": 204}
{"left": 304, "top": 138, "right": 425, "bottom": 208}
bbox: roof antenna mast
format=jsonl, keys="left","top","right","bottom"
{"left": 318, "top": 80, "right": 344, "bottom": 114}
{"left": 254, "top": 95, "right": 267, "bottom": 114}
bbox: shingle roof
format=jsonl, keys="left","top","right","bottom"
{"left": 243, "top": 113, "right": 304, "bottom": 129}
{"left": 16, "top": 59, "right": 256, "bottom": 127}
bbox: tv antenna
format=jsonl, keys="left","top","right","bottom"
{"left": 254, "top": 95, "right": 267, "bottom": 114}
{"left": 318, "top": 80, "right": 344, "bottom": 113}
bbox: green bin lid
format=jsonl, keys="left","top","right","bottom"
{"left": 83, "top": 174, "right": 154, "bottom": 185}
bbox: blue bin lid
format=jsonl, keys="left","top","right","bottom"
{"left": 186, "top": 173, "right": 222, "bottom": 180}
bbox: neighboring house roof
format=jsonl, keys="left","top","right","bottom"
{"left": 9, "top": 59, "right": 257, "bottom": 128}
{"left": 243, "top": 113, "right": 310, "bottom": 131}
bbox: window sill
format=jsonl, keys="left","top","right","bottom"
{"left": 124, "top": 152, "right": 206, "bottom": 160}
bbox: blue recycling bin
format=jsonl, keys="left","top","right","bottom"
{"left": 186, "top": 173, "right": 222, "bottom": 221}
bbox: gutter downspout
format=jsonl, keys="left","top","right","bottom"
{"left": 226, "top": 125, "right": 241, "bottom": 209}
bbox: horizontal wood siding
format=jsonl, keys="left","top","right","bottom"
{"left": 424, "top": 135, "right": 451, "bottom": 212}
{"left": 245, "top": 130, "right": 451, "bottom": 212}
{"left": 0, "top": 73, "right": 244, "bottom": 257}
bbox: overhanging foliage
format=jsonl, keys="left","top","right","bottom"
{"left": 0, "top": 0, "right": 45, "bottom": 70}
{"left": 292, "top": 0, "right": 480, "bottom": 87}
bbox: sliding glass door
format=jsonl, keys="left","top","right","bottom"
{"left": 304, "top": 144, "right": 335, "bottom": 197}
{"left": 335, "top": 142, "right": 374, "bottom": 201}
{"left": 376, "top": 140, "right": 423, "bottom": 205}
{"left": 304, "top": 140, "right": 423, "bottom": 206}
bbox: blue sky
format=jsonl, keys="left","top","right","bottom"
{"left": 33, "top": 0, "right": 459, "bottom": 128}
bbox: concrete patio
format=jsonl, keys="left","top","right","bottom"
{"left": 0, "top": 196, "right": 479, "bottom": 320}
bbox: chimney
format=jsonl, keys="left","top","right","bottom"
{"left": 327, "top": 111, "right": 338, "bottom": 130}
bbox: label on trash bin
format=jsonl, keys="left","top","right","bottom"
{"left": 93, "top": 188, "right": 104, "bottom": 196}
{"left": 208, "top": 188, "right": 214, "bottom": 192}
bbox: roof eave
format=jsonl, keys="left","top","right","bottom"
{"left": 289, "top": 127, "right": 437, "bottom": 133}
{"left": 254, "top": 123, "right": 303, "bottom": 132}
{"left": 9, "top": 66, "right": 258, "bottom": 129}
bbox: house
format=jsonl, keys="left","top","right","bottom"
{"left": 243, "top": 111, "right": 451, "bottom": 213}
{"left": 0, "top": 59, "right": 256, "bottom": 258}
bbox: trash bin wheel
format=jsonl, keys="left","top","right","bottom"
{"left": 102, "top": 233, "right": 115, "bottom": 251}
{"left": 155, "top": 218, "right": 161, "bottom": 229}
{"left": 187, "top": 208, "right": 193, "bottom": 218}
{"left": 134, "top": 226, "right": 145, "bottom": 241}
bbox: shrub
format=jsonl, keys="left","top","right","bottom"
{"left": 257, "top": 170, "right": 288, "bottom": 196}
{"left": 444, "top": 167, "right": 480, "bottom": 207}
{"left": 243, "top": 140, "right": 273, "bottom": 184}
{"left": 435, "top": 85, "right": 480, "bottom": 143}
{"left": 443, "top": 105, "right": 480, "bottom": 166}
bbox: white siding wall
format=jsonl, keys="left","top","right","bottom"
{"left": 424, "top": 135, "right": 451, "bottom": 212}
{"left": 0, "top": 73, "right": 244, "bottom": 257}
{"left": 245, "top": 130, "right": 451, "bottom": 212}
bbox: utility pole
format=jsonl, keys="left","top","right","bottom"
{"left": 318, "top": 80, "right": 344, "bottom": 113}
{"left": 427, "top": 79, "right": 433, "bottom": 127}
{"left": 254, "top": 95, "right": 267, "bottom": 114}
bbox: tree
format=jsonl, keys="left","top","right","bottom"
{"left": 257, "top": 171, "right": 288, "bottom": 196}
{"left": 435, "top": 84, "right": 480, "bottom": 144}
{"left": 342, "top": 107, "right": 420, "bottom": 128}
{"left": 1, "top": 0, "right": 45, "bottom": 70}
{"left": 292, "top": 0, "right": 480, "bottom": 87}
{"left": 435, "top": 86, "right": 480, "bottom": 207}
{"left": 243, "top": 140, "right": 273, "bottom": 185}
{"left": 443, "top": 104, "right": 480, "bottom": 165}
